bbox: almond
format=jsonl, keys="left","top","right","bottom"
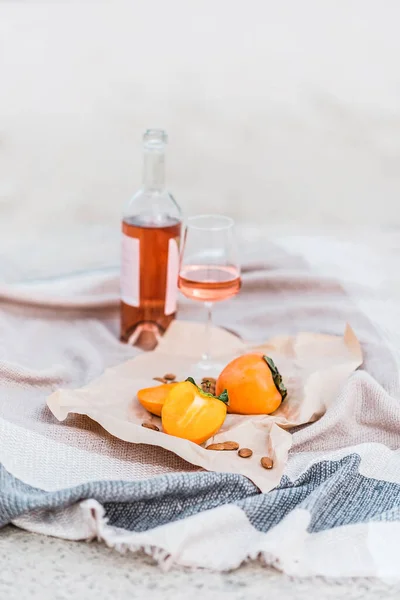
{"left": 222, "top": 441, "right": 239, "bottom": 451}
{"left": 206, "top": 443, "right": 226, "bottom": 451}
{"left": 141, "top": 422, "right": 160, "bottom": 432}
{"left": 206, "top": 441, "right": 239, "bottom": 451}
{"left": 163, "top": 373, "right": 176, "bottom": 381}
{"left": 260, "top": 456, "right": 274, "bottom": 469}
{"left": 238, "top": 448, "right": 253, "bottom": 458}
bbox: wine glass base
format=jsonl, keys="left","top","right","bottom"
{"left": 189, "top": 358, "right": 225, "bottom": 380}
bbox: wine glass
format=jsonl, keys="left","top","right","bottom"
{"left": 178, "top": 215, "right": 241, "bottom": 375}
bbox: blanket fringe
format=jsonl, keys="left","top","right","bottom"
{"left": 86, "top": 500, "right": 175, "bottom": 571}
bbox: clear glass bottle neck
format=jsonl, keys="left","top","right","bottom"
{"left": 142, "top": 149, "right": 165, "bottom": 191}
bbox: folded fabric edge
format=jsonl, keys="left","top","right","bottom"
{"left": 11, "top": 499, "right": 297, "bottom": 573}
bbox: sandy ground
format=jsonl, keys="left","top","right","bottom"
{"left": 2, "top": 526, "right": 400, "bottom": 600}
{"left": 1, "top": 1, "right": 400, "bottom": 597}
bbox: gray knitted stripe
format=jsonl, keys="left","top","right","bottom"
{"left": 241, "top": 454, "right": 400, "bottom": 533}
{"left": 0, "top": 464, "right": 257, "bottom": 529}
{"left": 2, "top": 454, "right": 400, "bottom": 533}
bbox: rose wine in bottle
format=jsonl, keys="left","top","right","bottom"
{"left": 120, "top": 129, "right": 182, "bottom": 349}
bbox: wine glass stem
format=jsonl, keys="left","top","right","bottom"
{"left": 202, "top": 301, "right": 213, "bottom": 362}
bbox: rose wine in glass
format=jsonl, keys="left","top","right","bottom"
{"left": 120, "top": 130, "right": 182, "bottom": 349}
{"left": 178, "top": 215, "right": 241, "bottom": 374}
{"left": 178, "top": 265, "right": 241, "bottom": 302}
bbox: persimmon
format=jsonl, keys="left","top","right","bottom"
{"left": 161, "top": 379, "right": 228, "bottom": 444}
{"left": 137, "top": 383, "right": 178, "bottom": 417}
{"left": 215, "top": 353, "right": 287, "bottom": 415}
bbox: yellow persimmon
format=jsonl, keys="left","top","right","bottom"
{"left": 137, "top": 383, "right": 178, "bottom": 417}
{"left": 216, "top": 353, "right": 287, "bottom": 415}
{"left": 161, "top": 379, "right": 228, "bottom": 444}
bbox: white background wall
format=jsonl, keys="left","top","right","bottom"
{"left": 1, "top": 0, "right": 400, "bottom": 244}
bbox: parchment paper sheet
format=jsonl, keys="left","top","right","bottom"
{"left": 47, "top": 321, "right": 362, "bottom": 492}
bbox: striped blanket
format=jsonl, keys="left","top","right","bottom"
{"left": 1, "top": 232, "right": 399, "bottom": 576}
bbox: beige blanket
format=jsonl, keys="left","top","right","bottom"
{"left": 1, "top": 232, "right": 400, "bottom": 576}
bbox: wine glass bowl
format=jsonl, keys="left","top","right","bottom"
{"left": 178, "top": 264, "right": 241, "bottom": 302}
{"left": 178, "top": 215, "right": 241, "bottom": 373}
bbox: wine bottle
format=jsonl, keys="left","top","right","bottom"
{"left": 120, "top": 129, "right": 182, "bottom": 349}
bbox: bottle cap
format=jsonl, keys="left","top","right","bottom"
{"left": 143, "top": 129, "right": 168, "bottom": 150}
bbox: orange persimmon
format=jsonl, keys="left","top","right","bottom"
{"left": 137, "top": 383, "right": 178, "bottom": 417}
{"left": 215, "top": 353, "right": 287, "bottom": 415}
{"left": 162, "top": 379, "right": 228, "bottom": 444}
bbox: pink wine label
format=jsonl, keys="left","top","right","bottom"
{"left": 120, "top": 234, "right": 140, "bottom": 307}
{"left": 165, "top": 237, "right": 179, "bottom": 315}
